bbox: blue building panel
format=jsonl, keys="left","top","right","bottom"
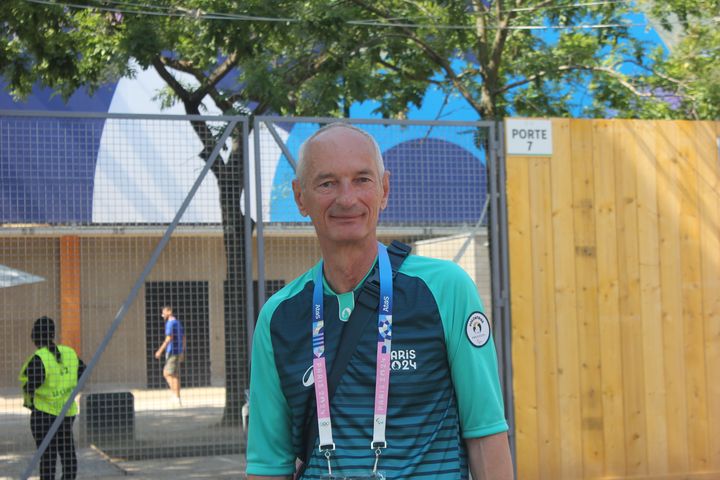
{"left": 0, "top": 116, "right": 104, "bottom": 224}
{"left": 382, "top": 138, "right": 486, "bottom": 225}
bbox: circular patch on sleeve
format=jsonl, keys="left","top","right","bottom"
{"left": 465, "top": 312, "right": 491, "bottom": 347}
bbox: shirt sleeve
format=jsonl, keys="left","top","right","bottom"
{"left": 245, "top": 302, "right": 296, "bottom": 477}
{"left": 165, "top": 320, "right": 173, "bottom": 337}
{"left": 426, "top": 260, "right": 509, "bottom": 438}
{"left": 25, "top": 355, "right": 45, "bottom": 396}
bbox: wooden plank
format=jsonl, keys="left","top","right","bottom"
{"left": 528, "top": 154, "right": 561, "bottom": 479}
{"left": 699, "top": 122, "right": 720, "bottom": 470}
{"left": 600, "top": 471, "right": 720, "bottom": 480}
{"left": 506, "top": 153, "right": 540, "bottom": 479}
{"left": 509, "top": 118, "right": 720, "bottom": 479}
{"left": 633, "top": 120, "right": 668, "bottom": 475}
{"left": 550, "top": 118, "right": 583, "bottom": 479}
{"left": 655, "top": 120, "right": 690, "bottom": 473}
{"left": 569, "top": 119, "right": 604, "bottom": 478}
{"left": 592, "top": 119, "right": 627, "bottom": 476}
{"left": 615, "top": 120, "right": 648, "bottom": 475}
{"left": 678, "top": 121, "right": 710, "bottom": 471}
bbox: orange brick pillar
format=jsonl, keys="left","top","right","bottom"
{"left": 60, "top": 236, "right": 82, "bottom": 355}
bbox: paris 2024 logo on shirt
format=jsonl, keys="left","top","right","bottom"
{"left": 301, "top": 348, "right": 420, "bottom": 388}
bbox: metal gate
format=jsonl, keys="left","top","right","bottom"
{"left": 1, "top": 111, "right": 512, "bottom": 477}
{"left": 249, "top": 116, "right": 514, "bottom": 457}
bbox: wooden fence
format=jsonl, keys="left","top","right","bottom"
{"left": 506, "top": 119, "right": 720, "bottom": 479}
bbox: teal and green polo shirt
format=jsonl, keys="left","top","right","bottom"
{"left": 246, "top": 252, "right": 508, "bottom": 479}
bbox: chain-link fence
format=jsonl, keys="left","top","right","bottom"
{"left": 0, "top": 112, "right": 509, "bottom": 478}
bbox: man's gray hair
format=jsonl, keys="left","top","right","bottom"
{"left": 296, "top": 122, "right": 385, "bottom": 186}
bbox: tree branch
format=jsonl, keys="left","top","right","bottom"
{"left": 376, "top": 58, "right": 443, "bottom": 85}
{"left": 620, "top": 59, "right": 687, "bottom": 87}
{"left": 349, "top": 0, "right": 484, "bottom": 113}
{"left": 152, "top": 56, "right": 193, "bottom": 105}
{"left": 152, "top": 56, "right": 225, "bottom": 177}
{"left": 191, "top": 53, "right": 239, "bottom": 105}
{"left": 156, "top": 53, "right": 240, "bottom": 107}
{"left": 494, "top": 63, "right": 685, "bottom": 102}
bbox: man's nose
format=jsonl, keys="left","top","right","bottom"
{"left": 335, "top": 181, "right": 357, "bottom": 206}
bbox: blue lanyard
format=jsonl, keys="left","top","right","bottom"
{"left": 311, "top": 242, "right": 393, "bottom": 475}
{"left": 312, "top": 243, "right": 392, "bottom": 356}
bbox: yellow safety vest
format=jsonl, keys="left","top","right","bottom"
{"left": 18, "top": 346, "right": 79, "bottom": 416}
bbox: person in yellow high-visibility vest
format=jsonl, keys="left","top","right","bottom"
{"left": 19, "top": 316, "right": 86, "bottom": 480}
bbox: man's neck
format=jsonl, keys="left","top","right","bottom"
{"left": 319, "top": 238, "right": 378, "bottom": 293}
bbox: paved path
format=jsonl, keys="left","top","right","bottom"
{"left": 1, "top": 387, "right": 248, "bottom": 479}
{"left": 2, "top": 448, "right": 247, "bottom": 479}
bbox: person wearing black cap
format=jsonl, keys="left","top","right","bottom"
{"left": 19, "top": 316, "right": 86, "bottom": 480}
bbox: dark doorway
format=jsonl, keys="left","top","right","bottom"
{"left": 145, "top": 281, "right": 211, "bottom": 389}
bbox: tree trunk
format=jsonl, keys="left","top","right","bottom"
{"left": 479, "top": 81, "right": 497, "bottom": 119}
{"left": 218, "top": 142, "right": 251, "bottom": 426}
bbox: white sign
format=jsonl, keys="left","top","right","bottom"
{"left": 506, "top": 119, "right": 553, "bottom": 156}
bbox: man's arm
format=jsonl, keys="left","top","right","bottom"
{"left": 466, "top": 431, "right": 514, "bottom": 480}
{"left": 154, "top": 335, "right": 171, "bottom": 359}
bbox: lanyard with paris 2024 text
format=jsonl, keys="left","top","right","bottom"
{"left": 311, "top": 242, "right": 392, "bottom": 479}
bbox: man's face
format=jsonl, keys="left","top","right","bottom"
{"left": 292, "top": 128, "right": 389, "bottom": 247}
{"left": 161, "top": 308, "right": 171, "bottom": 321}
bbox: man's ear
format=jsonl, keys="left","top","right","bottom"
{"left": 380, "top": 171, "right": 390, "bottom": 210}
{"left": 292, "top": 179, "right": 308, "bottom": 216}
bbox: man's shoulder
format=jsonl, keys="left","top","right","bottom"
{"left": 399, "top": 254, "right": 479, "bottom": 308}
{"left": 259, "top": 265, "right": 316, "bottom": 319}
{"left": 399, "top": 254, "right": 469, "bottom": 281}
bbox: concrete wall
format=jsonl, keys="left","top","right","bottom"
{"left": 2, "top": 236, "right": 229, "bottom": 390}
{"left": 78, "top": 236, "right": 228, "bottom": 389}
{"left": 1, "top": 233, "right": 491, "bottom": 390}
{"left": 1, "top": 238, "right": 61, "bottom": 388}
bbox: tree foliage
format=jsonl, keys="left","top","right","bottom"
{"left": 2, "top": 1, "right": 392, "bottom": 116}
{"left": 346, "top": 0, "right": 719, "bottom": 120}
{"left": 636, "top": 0, "right": 720, "bottom": 119}
{"left": 2, "top": 1, "right": 717, "bottom": 122}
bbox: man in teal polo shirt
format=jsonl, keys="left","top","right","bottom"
{"left": 246, "top": 123, "right": 513, "bottom": 479}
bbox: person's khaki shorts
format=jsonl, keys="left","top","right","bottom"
{"left": 164, "top": 355, "right": 182, "bottom": 376}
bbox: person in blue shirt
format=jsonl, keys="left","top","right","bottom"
{"left": 154, "top": 306, "right": 185, "bottom": 406}
{"left": 246, "top": 123, "right": 513, "bottom": 479}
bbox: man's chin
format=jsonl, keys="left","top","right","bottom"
{"left": 326, "top": 230, "right": 376, "bottom": 245}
